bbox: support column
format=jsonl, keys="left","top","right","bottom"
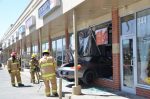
{"left": 112, "top": 8, "right": 120, "bottom": 90}
{"left": 38, "top": 29, "right": 42, "bottom": 58}
{"left": 15, "top": 40, "right": 17, "bottom": 52}
{"left": 20, "top": 39, "right": 22, "bottom": 56}
{"left": 30, "top": 33, "right": 33, "bottom": 55}
{"left": 72, "top": 9, "right": 81, "bottom": 95}
{"left": 17, "top": 41, "right": 20, "bottom": 55}
{"left": 65, "top": 14, "right": 69, "bottom": 63}
{"left": 48, "top": 25, "right": 52, "bottom": 52}
{"left": 24, "top": 36, "right": 27, "bottom": 54}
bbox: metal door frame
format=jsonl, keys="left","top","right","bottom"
{"left": 120, "top": 35, "right": 137, "bottom": 94}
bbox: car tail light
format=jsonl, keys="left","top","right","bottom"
{"left": 71, "top": 65, "right": 81, "bottom": 70}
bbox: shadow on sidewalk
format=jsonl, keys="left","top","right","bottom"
{"left": 16, "top": 85, "right": 33, "bottom": 88}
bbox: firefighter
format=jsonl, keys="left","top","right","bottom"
{"left": 29, "top": 54, "right": 39, "bottom": 84}
{"left": 7, "top": 52, "right": 24, "bottom": 87}
{"left": 39, "top": 50, "right": 58, "bottom": 97}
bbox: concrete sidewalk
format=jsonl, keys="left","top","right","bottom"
{"left": 0, "top": 67, "right": 64, "bottom": 99}
{"left": 20, "top": 69, "right": 147, "bottom": 99}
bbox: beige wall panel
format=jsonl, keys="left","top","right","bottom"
{"left": 68, "top": 13, "right": 111, "bottom": 33}
{"left": 62, "top": 0, "right": 85, "bottom": 13}
{"left": 119, "top": 0, "right": 150, "bottom": 17}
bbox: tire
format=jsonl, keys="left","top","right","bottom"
{"left": 82, "top": 70, "right": 96, "bottom": 85}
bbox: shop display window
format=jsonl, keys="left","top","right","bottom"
{"left": 121, "top": 14, "right": 136, "bottom": 36}
{"left": 52, "top": 37, "right": 67, "bottom": 66}
{"left": 32, "top": 45, "right": 38, "bottom": 55}
{"left": 137, "top": 8, "right": 150, "bottom": 85}
{"left": 56, "top": 39, "right": 63, "bottom": 66}
{"left": 52, "top": 40, "right": 56, "bottom": 58}
{"left": 42, "top": 42, "right": 48, "bottom": 52}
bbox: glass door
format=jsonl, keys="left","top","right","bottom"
{"left": 121, "top": 36, "right": 136, "bottom": 94}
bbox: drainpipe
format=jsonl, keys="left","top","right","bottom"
{"left": 72, "top": 8, "right": 81, "bottom": 95}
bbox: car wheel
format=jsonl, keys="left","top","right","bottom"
{"left": 82, "top": 70, "right": 96, "bottom": 85}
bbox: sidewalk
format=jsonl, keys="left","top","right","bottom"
{"left": 0, "top": 66, "right": 64, "bottom": 99}
{"left": 21, "top": 69, "right": 147, "bottom": 99}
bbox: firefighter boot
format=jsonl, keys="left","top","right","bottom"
{"left": 18, "top": 83, "right": 24, "bottom": 87}
{"left": 12, "top": 84, "right": 16, "bottom": 87}
{"left": 53, "top": 93, "right": 58, "bottom": 97}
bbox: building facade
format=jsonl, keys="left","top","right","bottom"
{"left": 1, "top": 0, "right": 150, "bottom": 98}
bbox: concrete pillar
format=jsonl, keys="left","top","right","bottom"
{"left": 72, "top": 9, "right": 81, "bottom": 95}
{"left": 112, "top": 8, "right": 120, "bottom": 90}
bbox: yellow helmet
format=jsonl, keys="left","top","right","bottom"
{"left": 31, "top": 54, "right": 37, "bottom": 58}
{"left": 42, "top": 50, "right": 50, "bottom": 55}
{"left": 43, "top": 50, "right": 49, "bottom": 53}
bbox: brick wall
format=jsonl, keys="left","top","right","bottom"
{"left": 94, "top": 79, "right": 114, "bottom": 88}
{"left": 136, "top": 87, "right": 150, "bottom": 98}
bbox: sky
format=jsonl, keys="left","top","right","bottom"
{"left": 0, "top": 0, "right": 31, "bottom": 40}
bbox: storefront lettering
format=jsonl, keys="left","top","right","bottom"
{"left": 38, "top": 0, "right": 60, "bottom": 18}
{"left": 138, "top": 16, "right": 146, "bottom": 25}
{"left": 25, "top": 16, "right": 35, "bottom": 28}
{"left": 18, "top": 25, "right": 25, "bottom": 34}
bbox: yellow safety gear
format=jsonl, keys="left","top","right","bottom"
{"left": 7, "top": 57, "right": 22, "bottom": 86}
{"left": 29, "top": 58, "right": 39, "bottom": 83}
{"left": 31, "top": 54, "right": 37, "bottom": 58}
{"left": 39, "top": 56, "right": 57, "bottom": 96}
{"left": 42, "top": 50, "right": 49, "bottom": 54}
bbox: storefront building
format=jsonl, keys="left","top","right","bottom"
{"left": 1, "top": 0, "right": 150, "bottom": 98}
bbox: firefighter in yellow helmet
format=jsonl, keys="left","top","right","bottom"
{"left": 7, "top": 52, "right": 24, "bottom": 87}
{"left": 39, "top": 50, "right": 58, "bottom": 97}
{"left": 29, "top": 54, "right": 39, "bottom": 84}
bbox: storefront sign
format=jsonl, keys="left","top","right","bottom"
{"left": 18, "top": 25, "right": 25, "bottom": 35}
{"left": 25, "top": 16, "right": 36, "bottom": 28}
{"left": 95, "top": 28, "right": 108, "bottom": 45}
{"left": 38, "top": 0, "right": 61, "bottom": 18}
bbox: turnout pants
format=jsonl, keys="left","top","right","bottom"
{"left": 43, "top": 76, "right": 57, "bottom": 96}
{"left": 30, "top": 71, "right": 35, "bottom": 83}
{"left": 10, "top": 71, "right": 22, "bottom": 86}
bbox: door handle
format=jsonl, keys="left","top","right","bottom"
{"left": 131, "top": 57, "right": 135, "bottom": 66}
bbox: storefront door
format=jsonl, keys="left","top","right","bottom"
{"left": 121, "top": 36, "right": 137, "bottom": 94}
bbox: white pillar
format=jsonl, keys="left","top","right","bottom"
{"left": 72, "top": 8, "right": 81, "bottom": 95}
